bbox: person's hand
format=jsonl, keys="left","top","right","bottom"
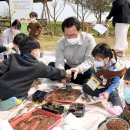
{"left": 28, "top": 29, "right": 31, "bottom": 32}
{"left": 99, "top": 92, "right": 109, "bottom": 99}
{"left": 103, "top": 92, "right": 109, "bottom": 99}
{"left": 35, "top": 32, "right": 38, "bottom": 35}
{"left": 61, "top": 79, "right": 66, "bottom": 84}
{"left": 0, "top": 60, "right": 3, "bottom": 64}
{"left": 66, "top": 69, "right": 72, "bottom": 78}
{"left": 70, "top": 67, "right": 80, "bottom": 79}
{"left": 61, "top": 70, "right": 71, "bottom": 84}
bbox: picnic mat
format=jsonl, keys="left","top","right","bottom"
{"left": 0, "top": 51, "right": 130, "bottom": 130}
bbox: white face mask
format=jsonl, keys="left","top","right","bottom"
{"left": 36, "top": 51, "right": 40, "bottom": 59}
{"left": 94, "top": 60, "right": 105, "bottom": 67}
{"left": 30, "top": 18, "right": 36, "bottom": 22}
{"left": 11, "top": 28, "right": 20, "bottom": 35}
{"left": 66, "top": 37, "right": 80, "bottom": 45}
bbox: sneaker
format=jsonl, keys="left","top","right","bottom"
{"left": 0, "top": 97, "right": 17, "bottom": 111}
{"left": 107, "top": 106, "right": 123, "bottom": 115}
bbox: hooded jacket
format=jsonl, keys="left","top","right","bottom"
{"left": 0, "top": 54, "right": 66, "bottom": 100}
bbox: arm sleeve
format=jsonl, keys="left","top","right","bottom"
{"left": 55, "top": 40, "right": 65, "bottom": 69}
{"left": 77, "top": 35, "right": 96, "bottom": 73}
{"left": 27, "top": 24, "right": 30, "bottom": 32}
{"left": 0, "top": 59, "right": 10, "bottom": 76}
{"left": 106, "top": 1, "right": 117, "bottom": 20}
{"left": 35, "top": 23, "right": 42, "bottom": 35}
{"left": 2, "top": 30, "right": 8, "bottom": 47}
{"left": 37, "top": 62, "right": 66, "bottom": 80}
{"left": 106, "top": 76, "right": 120, "bottom": 94}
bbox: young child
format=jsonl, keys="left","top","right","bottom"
{"left": 118, "top": 67, "right": 130, "bottom": 123}
{"left": 0, "top": 20, "right": 21, "bottom": 61}
{"left": 0, "top": 36, "right": 71, "bottom": 101}
{"left": 5, "top": 33, "right": 27, "bottom": 56}
{"left": 2, "top": 19, "right": 21, "bottom": 47}
{"left": 98, "top": 68, "right": 130, "bottom": 128}
{"left": 12, "top": 33, "right": 26, "bottom": 54}
{"left": 27, "top": 12, "right": 42, "bottom": 39}
{"left": 83, "top": 43, "right": 126, "bottom": 115}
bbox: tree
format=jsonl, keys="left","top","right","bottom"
{"left": 67, "top": 0, "right": 112, "bottom": 24}
{"left": 49, "top": 0, "right": 66, "bottom": 35}
{"left": 87, "top": 0, "right": 112, "bottom": 23}
{"left": 67, "top": 0, "right": 90, "bottom": 31}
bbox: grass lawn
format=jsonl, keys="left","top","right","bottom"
{"left": 39, "top": 21, "right": 130, "bottom": 57}
{"left": 39, "top": 34, "right": 130, "bottom": 57}
{"left": 0, "top": 20, "right": 130, "bottom": 57}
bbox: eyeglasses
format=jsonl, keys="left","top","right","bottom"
{"left": 64, "top": 34, "right": 78, "bottom": 39}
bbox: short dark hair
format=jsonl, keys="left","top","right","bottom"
{"left": 19, "top": 36, "right": 40, "bottom": 54}
{"left": 29, "top": 12, "right": 38, "bottom": 18}
{"left": 62, "top": 17, "right": 80, "bottom": 32}
{"left": 13, "top": 33, "right": 26, "bottom": 46}
{"left": 11, "top": 20, "right": 21, "bottom": 30}
{"left": 124, "top": 68, "right": 130, "bottom": 81}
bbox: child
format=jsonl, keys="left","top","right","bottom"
{"left": 0, "top": 20, "right": 21, "bottom": 61}
{"left": 27, "top": 12, "right": 42, "bottom": 39}
{"left": 4, "top": 33, "right": 27, "bottom": 56}
{"left": 12, "top": 33, "right": 26, "bottom": 54}
{"left": 2, "top": 19, "right": 21, "bottom": 47}
{"left": 83, "top": 43, "right": 126, "bottom": 115}
{"left": 0, "top": 33, "right": 26, "bottom": 63}
{"left": 98, "top": 68, "right": 130, "bottom": 128}
{"left": 118, "top": 67, "right": 130, "bottom": 123}
{"left": 0, "top": 36, "right": 71, "bottom": 100}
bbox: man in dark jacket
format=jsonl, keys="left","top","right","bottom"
{"left": 0, "top": 36, "right": 71, "bottom": 100}
{"left": 106, "top": 0, "right": 130, "bottom": 57}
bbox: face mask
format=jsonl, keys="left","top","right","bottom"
{"left": 94, "top": 60, "right": 105, "bottom": 67}
{"left": 124, "top": 87, "right": 130, "bottom": 104}
{"left": 12, "top": 28, "right": 17, "bottom": 34}
{"left": 35, "top": 51, "right": 40, "bottom": 59}
{"left": 30, "top": 18, "right": 36, "bottom": 22}
{"left": 66, "top": 37, "right": 80, "bottom": 45}
{"left": 11, "top": 28, "right": 20, "bottom": 35}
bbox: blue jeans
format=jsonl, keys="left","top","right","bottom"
{"left": 82, "top": 84, "right": 123, "bottom": 108}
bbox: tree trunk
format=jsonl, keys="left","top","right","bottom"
{"left": 77, "top": 3, "right": 79, "bottom": 19}
{"left": 53, "top": 20, "right": 57, "bottom": 35}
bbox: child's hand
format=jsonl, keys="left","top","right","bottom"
{"left": 99, "top": 92, "right": 109, "bottom": 99}
{"left": 28, "top": 29, "right": 31, "bottom": 32}
{"left": 61, "top": 79, "right": 66, "bottom": 84}
{"left": 66, "top": 69, "right": 71, "bottom": 78}
{"left": 103, "top": 92, "right": 109, "bottom": 99}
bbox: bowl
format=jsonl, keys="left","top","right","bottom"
{"left": 98, "top": 117, "right": 129, "bottom": 130}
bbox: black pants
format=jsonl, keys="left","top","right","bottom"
{"left": 48, "top": 62, "right": 94, "bottom": 85}
{"left": 83, "top": 84, "right": 123, "bottom": 108}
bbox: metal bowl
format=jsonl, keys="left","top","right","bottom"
{"left": 98, "top": 117, "right": 129, "bottom": 130}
